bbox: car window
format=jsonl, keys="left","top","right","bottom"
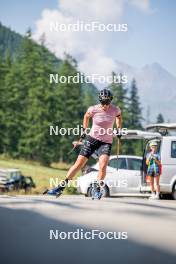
{"left": 171, "top": 141, "right": 176, "bottom": 158}
{"left": 127, "top": 158, "right": 142, "bottom": 171}
{"left": 108, "top": 158, "right": 127, "bottom": 169}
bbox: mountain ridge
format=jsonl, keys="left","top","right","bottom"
{"left": 115, "top": 60, "right": 176, "bottom": 122}
{"left": 0, "top": 22, "right": 175, "bottom": 122}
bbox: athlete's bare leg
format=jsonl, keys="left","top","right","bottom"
{"left": 43, "top": 155, "right": 88, "bottom": 195}
{"left": 65, "top": 155, "right": 88, "bottom": 180}
{"left": 97, "top": 154, "right": 109, "bottom": 181}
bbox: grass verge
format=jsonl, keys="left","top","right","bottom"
{"left": 0, "top": 157, "right": 80, "bottom": 195}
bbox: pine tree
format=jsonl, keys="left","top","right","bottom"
{"left": 106, "top": 72, "right": 129, "bottom": 155}
{"left": 146, "top": 105, "right": 151, "bottom": 125}
{"left": 17, "top": 32, "right": 59, "bottom": 165}
{"left": 0, "top": 54, "right": 8, "bottom": 153}
{"left": 0, "top": 26, "right": 99, "bottom": 165}
{"left": 3, "top": 31, "right": 36, "bottom": 157}
{"left": 127, "top": 79, "right": 143, "bottom": 155}
{"left": 81, "top": 82, "right": 97, "bottom": 113}
{"left": 55, "top": 54, "right": 83, "bottom": 162}
{"left": 108, "top": 72, "right": 129, "bottom": 127}
{"left": 128, "top": 79, "right": 143, "bottom": 129}
{"left": 156, "top": 113, "right": 164, "bottom": 123}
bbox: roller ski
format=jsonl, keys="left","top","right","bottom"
{"left": 43, "top": 179, "right": 68, "bottom": 198}
{"left": 91, "top": 182, "right": 103, "bottom": 200}
{"left": 43, "top": 186, "right": 63, "bottom": 198}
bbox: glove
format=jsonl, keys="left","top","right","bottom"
{"left": 80, "top": 133, "right": 86, "bottom": 139}
{"left": 80, "top": 128, "right": 87, "bottom": 139}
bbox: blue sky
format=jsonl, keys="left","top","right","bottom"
{"left": 0, "top": 0, "right": 176, "bottom": 76}
{"left": 0, "top": 0, "right": 57, "bottom": 33}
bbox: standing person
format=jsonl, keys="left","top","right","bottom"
{"left": 44, "top": 89, "right": 122, "bottom": 199}
{"left": 146, "top": 141, "right": 161, "bottom": 200}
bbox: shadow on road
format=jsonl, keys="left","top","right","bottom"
{"left": 120, "top": 200, "right": 176, "bottom": 212}
{"left": 0, "top": 206, "right": 175, "bottom": 264}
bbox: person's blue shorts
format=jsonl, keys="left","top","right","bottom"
{"left": 147, "top": 168, "right": 160, "bottom": 177}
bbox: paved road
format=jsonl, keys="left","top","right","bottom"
{"left": 0, "top": 195, "right": 176, "bottom": 264}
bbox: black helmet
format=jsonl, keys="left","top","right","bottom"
{"left": 99, "top": 89, "right": 113, "bottom": 105}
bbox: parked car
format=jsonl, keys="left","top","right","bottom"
{"left": 77, "top": 123, "right": 176, "bottom": 199}
{"left": 77, "top": 155, "right": 143, "bottom": 197}
{"left": 0, "top": 169, "right": 36, "bottom": 193}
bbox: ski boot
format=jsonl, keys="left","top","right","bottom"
{"left": 43, "top": 180, "right": 67, "bottom": 198}
{"left": 91, "top": 181, "right": 103, "bottom": 200}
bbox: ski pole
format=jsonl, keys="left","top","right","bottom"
{"left": 116, "top": 128, "right": 122, "bottom": 168}
{"left": 116, "top": 137, "right": 120, "bottom": 160}
{"left": 67, "top": 128, "right": 87, "bottom": 155}
{"left": 67, "top": 138, "right": 83, "bottom": 155}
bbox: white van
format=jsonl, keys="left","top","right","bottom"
{"left": 126, "top": 123, "right": 176, "bottom": 199}
{"left": 77, "top": 123, "right": 176, "bottom": 199}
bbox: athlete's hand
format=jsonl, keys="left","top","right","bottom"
{"left": 80, "top": 133, "right": 86, "bottom": 139}
{"left": 80, "top": 128, "right": 87, "bottom": 139}
{"left": 116, "top": 128, "right": 123, "bottom": 138}
{"left": 73, "top": 141, "right": 82, "bottom": 148}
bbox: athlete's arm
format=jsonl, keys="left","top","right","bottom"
{"left": 78, "top": 111, "right": 91, "bottom": 141}
{"left": 75, "top": 112, "right": 91, "bottom": 144}
{"left": 83, "top": 111, "right": 91, "bottom": 129}
{"left": 116, "top": 114, "right": 122, "bottom": 129}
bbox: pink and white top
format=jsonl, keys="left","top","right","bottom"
{"left": 87, "top": 104, "right": 121, "bottom": 144}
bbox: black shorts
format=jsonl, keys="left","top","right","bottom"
{"left": 79, "top": 135, "right": 112, "bottom": 159}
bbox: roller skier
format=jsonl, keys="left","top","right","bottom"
{"left": 43, "top": 89, "right": 122, "bottom": 199}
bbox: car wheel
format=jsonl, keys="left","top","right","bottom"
{"left": 101, "top": 185, "right": 110, "bottom": 197}
{"left": 87, "top": 187, "right": 92, "bottom": 197}
{"left": 172, "top": 183, "right": 176, "bottom": 200}
{"left": 87, "top": 185, "right": 110, "bottom": 197}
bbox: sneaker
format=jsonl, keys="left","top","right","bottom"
{"left": 149, "top": 192, "right": 156, "bottom": 199}
{"left": 155, "top": 193, "right": 160, "bottom": 200}
{"left": 149, "top": 193, "right": 160, "bottom": 200}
